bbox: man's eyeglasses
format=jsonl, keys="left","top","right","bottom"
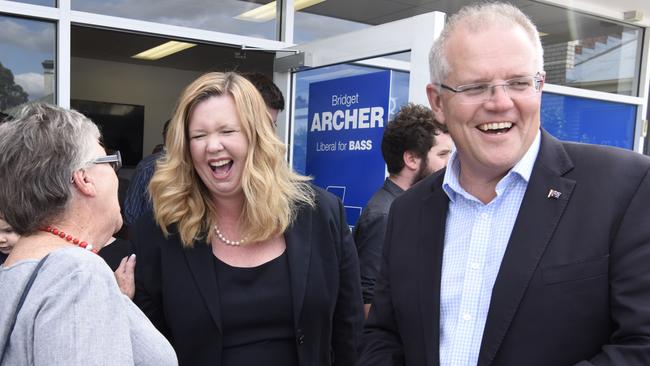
{"left": 92, "top": 150, "right": 122, "bottom": 172}
{"left": 439, "top": 74, "right": 543, "bottom": 105}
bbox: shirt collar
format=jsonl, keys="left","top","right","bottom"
{"left": 384, "top": 177, "right": 405, "bottom": 195}
{"left": 443, "top": 129, "right": 541, "bottom": 202}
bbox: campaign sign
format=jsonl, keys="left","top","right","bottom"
{"left": 306, "top": 71, "right": 390, "bottom": 227}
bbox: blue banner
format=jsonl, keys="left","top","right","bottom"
{"left": 306, "top": 71, "right": 391, "bottom": 227}
{"left": 541, "top": 92, "right": 636, "bottom": 150}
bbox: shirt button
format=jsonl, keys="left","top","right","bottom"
{"left": 462, "top": 313, "right": 472, "bottom": 321}
{"left": 481, "top": 213, "right": 489, "bottom": 220}
{"left": 297, "top": 328, "right": 305, "bottom": 345}
{"left": 470, "top": 262, "right": 480, "bottom": 270}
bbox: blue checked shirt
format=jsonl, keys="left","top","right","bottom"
{"left": 439, "top": 131, "right": 540, "bottom": 366}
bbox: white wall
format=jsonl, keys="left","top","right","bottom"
{"left": 71, "top": 57, "right": 203, "bottom": 155}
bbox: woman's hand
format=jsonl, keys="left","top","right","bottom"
{"left": 115, "top": 254, "right": 136, "bottom": 299}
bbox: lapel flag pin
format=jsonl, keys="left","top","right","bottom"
{"left": 547, "top": 189, "right": 562, "bottom": 199}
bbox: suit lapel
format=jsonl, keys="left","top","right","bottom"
{"left": 418, "top": 174, "right": 449, "bottom": 366}
{"left": 183, "top": 241, "right": 222, "bottom": 333}
{"left": 286, "top": 204, "right": 313, "bottom": 325}
{"left": 478, "top": 130, "right": 575, "bottom": 365}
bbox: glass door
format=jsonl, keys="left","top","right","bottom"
{"left": 276, "top": 11, "right": 445, "bottom": 227}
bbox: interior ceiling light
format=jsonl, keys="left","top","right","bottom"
{"left": 131, "top": 41, "right": 197, "bottom": 60}
{"left": 236, "top": 0, "right": 326, "bottom": 22}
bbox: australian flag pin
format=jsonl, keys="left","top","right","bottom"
{"left": 547, "top": 189, "right": 562, "bottom": 199}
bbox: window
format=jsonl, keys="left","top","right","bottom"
{"left": 294, "top": 0, "right": 435, "bottom": 43}
{"left": 0, "top": 14, "right": 55, "bottom": 116}
{"left": 532, "top": 2, "right": 643, "bottom": 96}
{"left": 10, "top": 0, "right": 55, "bottom": 7}
{"left": 292, "top": 63, "right": 409, "bottom": 173}
{"left": 71, "top": 0, "right": 278, "bottom": 40}
{"left": 542, "top": 93, "right": 636, "bottom": 149}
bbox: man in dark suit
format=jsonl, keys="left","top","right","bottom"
{"left": 359, "top": 2, "right": 650, "bottom": 366}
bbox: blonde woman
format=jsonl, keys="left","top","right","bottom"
{"left": 133, "top": 72, "right": 363, "bottom": 366}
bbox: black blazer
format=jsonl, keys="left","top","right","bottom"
{"left": 133, "top": 186, "right": 363, "bottom": 366}
{"left": 359, "top": 130, "right": 650, "bottom": 366}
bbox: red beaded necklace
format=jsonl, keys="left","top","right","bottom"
{"left": 40, "top": 226, "right": 98, "bottom": 254}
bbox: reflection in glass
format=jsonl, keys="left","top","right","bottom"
{"left": 294, "top": 1, "right": 438, "bottom": 43}
{"left": 71, "top": 0, "right": 277, "bottom": 40}
{"left": 541, "top": 92, "right": 636, "bottom": 149}
{"left": 0, "top": 15, "right": 55, "bottom": 116}
{"left": 294, "top": 12, "right": 369, "bottom": 44}
{"left": 383, "top": 52, "right": 410, "bottom": 62}
{"left": 9, "top": 0, "right": 55, "bottom": 7}
{"left": 539, "top": 10, "right": 642, "bottom": 96}
{"left": 292, "top": 63, "right": 409, "bottom": 173}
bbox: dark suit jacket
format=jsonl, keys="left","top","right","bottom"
{"left": 133, "top": 186, "right": 363, "bottom": 366}
{"left": 359, "top": 130, "right": 650, "bottom": 366}
{"left": 354, "top": 178, "right": 404, "bottom": 304}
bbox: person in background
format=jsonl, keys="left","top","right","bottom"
{"left": 133, "top": 72, "right": 363, "bottom": 366}
{"left": 109, "top": 119, "right": 171, "bottom": 291}
{"left": 0, "top": 103, "right": 176, "bottom": 365}
{"left": 354, "top": 103, "right": 452, "bottom": 318}
{"left": 123, "top": 119, "right": 170, "bottom": 229}
{"left": 0, "top": 218, "right": 20, "bottom": 265}
{"left": 359, "top": 3, "right": 650, "bottom": 365}
{"left": 241, "top": 71, "right": 285, "bottom": 126}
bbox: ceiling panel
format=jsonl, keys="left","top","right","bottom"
{"left": 71, "top": 26, "right": 275, "bottom": 74}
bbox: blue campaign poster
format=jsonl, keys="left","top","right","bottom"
{"left": 306, "top": 71, "right": 391, "bottom": 227}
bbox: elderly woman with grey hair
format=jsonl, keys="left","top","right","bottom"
{"left": 0, "top": 103, "right": 177, "bottom": 365}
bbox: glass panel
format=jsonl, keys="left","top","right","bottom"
{"left": 533, "top": 4, "right": 643, "bottom": 96}
{"left": 71, "top": 0, "right": 277, "bottom": 40}
{"left": 0, "top": 15, "right": 55, "bottom": 117}
{"left": 70, "top": 26, "right": 276, "bottom": 165}
{"left": 294, "top": 11, "right": 368, "bottom": 44}
{"left": 292, "top": 63, "right": 409, "bottom": 174}
{"left": 294, "top": 0, "right": 438, "bottom": 43}
{"left": 292, "top": 61, "right": 409, "bottom": 227}
{"left": 8, "top": 0, "right": 55, "bottom": 6}
{"left": 293, "top": 1, "right": 643, "bottom": 95}
{"left": 541, "top": 92, "right": 636, "bottom": 149}
{"left": 382, "top": 51, "right": 410, "bottom": 62}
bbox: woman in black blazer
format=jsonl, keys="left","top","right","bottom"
{"left": 133, "top": 72, "right": 363, "bottom": 366}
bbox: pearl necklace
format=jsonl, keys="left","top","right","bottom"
{"left": 40, "top": 226, "right": 98, "bottom": 254}
{"left": 213, "top": 224, "right": 247, "bottom": 246}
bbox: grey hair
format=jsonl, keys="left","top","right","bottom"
{"left": 429, "top": 2, "right": 544, "bottom": 85}
{"left": 0, "top": 103, "right": 100, "bottom": 235}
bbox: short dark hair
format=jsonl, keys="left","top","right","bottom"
{"left": 241, "top": 72, "right": 285, "bottom": 111}
{"left": 381, "top": 103, "right": 447, "bottom": 175}
{"left": 162, "top": 119, "right": 171, "bottom": 140}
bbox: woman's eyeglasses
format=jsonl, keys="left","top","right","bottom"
{"left": 92, "top": 150, "right": 122, "bottom": 172}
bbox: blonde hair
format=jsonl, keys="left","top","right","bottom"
{"left": 149, "top": 72, "right": 314, "bottom": 247}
